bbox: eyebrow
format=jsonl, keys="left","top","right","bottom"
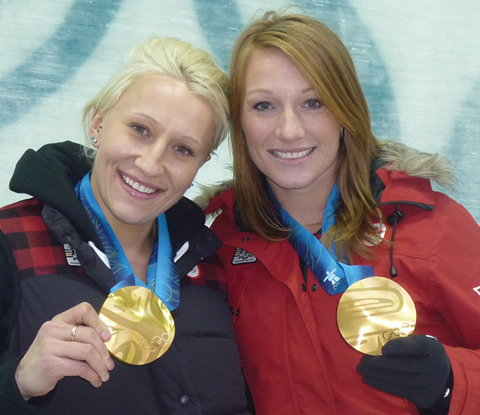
{"left": 133, "top": 112, "right": 158, "bottom": 124}
{"left": 133, "top": 112, "right": 202, "bottom": 147}
{"left": 244, "top": 87, "right": 315, "bottom": 97}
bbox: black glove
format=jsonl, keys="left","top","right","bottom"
{"left": 357, "top": 334, "right": 453, "bottom": 411}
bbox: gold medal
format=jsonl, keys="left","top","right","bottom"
{"left": 99, "top": 286, "right": 175, "bottom": 365}
{"left": 337, "top": 277, "right": 416, "bottom": 355}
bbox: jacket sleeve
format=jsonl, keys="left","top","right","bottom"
{"left": 427, "top": 195, "right": 480, "bottom": 414}
{"left": 0, "top": 229, "right": 20, "bottom": 353}
{"left": 0, "top": 356, "right": 39, "bottom": 414}
{"left": 0, "top": 231, "right": 38, "bottom": 413}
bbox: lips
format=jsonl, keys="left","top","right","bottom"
{"left": 270, "top": 147, "right": 314, "bottom": 160}
{"left": 121, "top": 173, "right": 158, "bottom": 194}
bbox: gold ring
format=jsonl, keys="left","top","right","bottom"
{"left": 70, "top": 325, "right": 78, "bottom": 342}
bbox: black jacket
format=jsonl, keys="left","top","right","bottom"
{"left": 0, "top": 141, "right": 250, "bottom": 415}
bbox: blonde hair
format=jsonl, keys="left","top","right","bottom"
{"left": 230, "top": 11, "right": 382, "bottom": 261}
{"left": 82, "top": 37, "right": 229, "bottom": 157}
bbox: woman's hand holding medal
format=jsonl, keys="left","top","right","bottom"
{"left": 337, "top": 277, "right": 453, "bottom": 411}
{"left": 358, "top": 334, "right": 453, "bottom": 411}
{"left": 15, "top": 302, "right": 115, "bottom": 400}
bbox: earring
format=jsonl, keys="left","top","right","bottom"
{"left": 340, "top": 127, "right": 345, "bottom": 141}
{"left": 90, "top": 136, "right": 98, "bottom": 144}
{"left": 97, "top": 125, "right": 102, "bottom": 133}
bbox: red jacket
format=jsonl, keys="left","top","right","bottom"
{"left": 206, "top": 162, "right": 480, "bottom": 415}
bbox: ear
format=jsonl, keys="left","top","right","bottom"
{"left": 89, "top": 110, "right": 103, "bottom": 146}
{"left": 203, "top": 154, "right": 212, "bottom": 164}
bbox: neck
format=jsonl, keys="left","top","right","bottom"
{"left": 270, "top": 179, "right": 336, "bottom": 234}
{"left": 109, "top": 219, "right": 156, "bottom": 283}
{"left": 120, "top": 225, "right": 155, "bottom": 251}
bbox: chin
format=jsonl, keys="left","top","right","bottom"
{"left": 110, "top": 208, "right": 153, "bottom": 226}
{"left": 273, "top": 178, "right": 312, "bottom": 190}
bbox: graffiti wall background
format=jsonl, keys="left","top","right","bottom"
{"left": 2, "top": 0, "right": 480, "bottom": 221}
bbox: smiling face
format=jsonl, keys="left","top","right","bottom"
{"left": 241, "top": 48, "right": 342, "bottom": 199}
{"left": 89, "top": 74, "right": 215, "bottom": 232}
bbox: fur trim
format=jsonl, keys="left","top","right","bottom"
{"left": 379, "top": 140, "right": 454, "bottom": 188}
{"left": 193, "top": 180, "right": 233, "bottom": 210}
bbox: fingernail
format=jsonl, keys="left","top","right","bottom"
{"left": 103, "top": 372, "right": 110, "bottom": 382}
{"left": 100, "top": 330, "right": 112, "bottom": 342}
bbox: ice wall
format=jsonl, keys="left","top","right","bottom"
{"left": 1, "top": 0, "right": 480, "bottom": 221}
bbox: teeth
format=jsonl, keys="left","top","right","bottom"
{"left": 272, "top": 148, "right": 313, "bottom": 159}
{"left": 122, "top": 174, "right": 157, "bottom": 194}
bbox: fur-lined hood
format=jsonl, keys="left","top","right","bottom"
{"left": 194, "top": 140, "right": 453, "bottom": 210}
{"left": 378, "top": 140, "right": 452, "bottom": 188}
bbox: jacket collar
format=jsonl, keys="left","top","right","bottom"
{"left": 205, "top": 140, "right": 452, "bottom": 231}
{"left": 371, "top": 139, "right": 454, "bottom": 209}
{"left": 9, "top": 141, "right": 210, "bottom": 255}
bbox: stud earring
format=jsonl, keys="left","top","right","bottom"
{"left": 90, "top": 136, "right": 98, "bottom": 144}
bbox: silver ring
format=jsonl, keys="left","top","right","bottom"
{"left": 70, "top": 325, "right": 78, "bottom": 342}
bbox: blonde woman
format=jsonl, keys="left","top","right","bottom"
{"left": 0, "top": 37, "right": 250, "bottom": 415}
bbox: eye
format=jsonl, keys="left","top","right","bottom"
{"left": 174, "top": 145, "right": 193, "bottom": 156}
{"left": 132, "top": 124, "right": 149, "bottom": 135}
{"left": 305, "top": 99, "right": 322, "bottom": 109}
{"left": 253, "top": 102, "right": 273, "bottom": 111}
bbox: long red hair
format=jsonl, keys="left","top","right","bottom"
{"left": 230, "top": 11, "right": 382, "bottom": 261}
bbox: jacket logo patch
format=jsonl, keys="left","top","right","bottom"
{"left": 64, "top": 243, "right": 81, "bottom": 267}
{"left": 187, "top": 265, "right": 201, "bottom": 279}
{"left": 474, "top": 286, "right": 480, "bottom": 296}
{"left": 232, "top": 248, "right": 257, "bottom": 265}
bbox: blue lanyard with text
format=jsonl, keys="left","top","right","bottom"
{"left": 76, "top": 173, "right": 180, "bottom": 310}
{"left": 270, "top": 183, "right": 374, "bottom": 295}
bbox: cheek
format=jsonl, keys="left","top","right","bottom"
{"left": 242, "top": 110, "right": 262, "bottom": 138}
{"left": 242, "top": 119, "right": 268, "bottom": 150}
{"left": 308, "top": 118, "right": 341, "bottom": 146}
{"left": 244, "top": 141, "right": 266, "bottom": 174}
{"left": 172, "top": 161, "right": 203, "bottom": 187}
{"left": 96, "top": 138, "right": 124, "bottom": 161}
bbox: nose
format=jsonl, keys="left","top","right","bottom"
{"left": 275, "top": 107, "right": 305, "bottom": 141}
{"left": 134, "top": 140, "right": 168, "bottom": 177}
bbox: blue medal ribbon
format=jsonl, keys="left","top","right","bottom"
{"left": 76, "top": 173, "right": 180, "bottom": 310}
{"left": 270, "top": 183, "right": 374, "bottom": 295}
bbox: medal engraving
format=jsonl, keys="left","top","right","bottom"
{"left": 337, "top": 277, "right": 416, "bottom": 355}
{"left": 99, "top": 286, "right": 175, "bottom": 365}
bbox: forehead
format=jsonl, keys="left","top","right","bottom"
{"left": 243, "top": 48, "right": 312, "bottom": 91}
{"left": 118, "top": 75, "right": 188, "bottom": 104}
{"left": 110, "top": 75, "right": 215, "bottom": 148}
